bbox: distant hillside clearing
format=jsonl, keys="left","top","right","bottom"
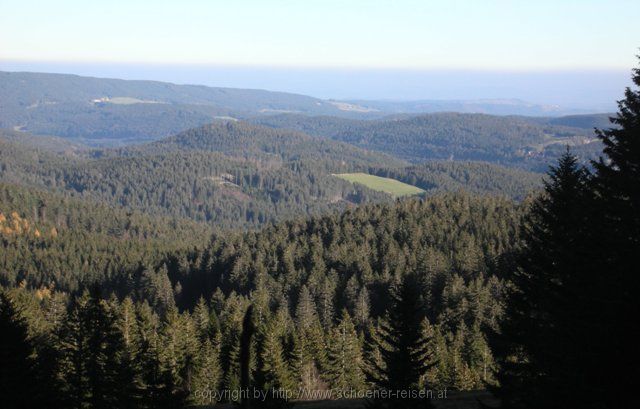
{"left": 334, "top": 173, "right": 425, "bottom": 197}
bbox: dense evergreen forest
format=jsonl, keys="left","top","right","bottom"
{"left": 251, "top": 113, "right": 603, "bottom": 171}
{"left": 0, "top": 71, "right": 355, "bottom": 145}
{"left": 0, "top": 183, "right": 212, "bottom": 292}
{"left": 366, "top": 162, "right": 541, "bottom": 200}
{"left": 1, "top": 122, "right": 541, "bottom": 229}
{"left": 1, "top": 72, "right": 591, "bottom": 146}
{"left": 2, "top": 193, "right": 521, "bottom": 408}
{"left": 0, "top": 58, "right": 638, "bottom": 409}
{"left": 0, "top": 124, "right": 398, "bottom": 228}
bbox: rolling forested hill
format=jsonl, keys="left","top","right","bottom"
{"left": 534, "top": 113, "right": 614, "bottom": 130}
{"left": 1, "top": 122, "right": 541, "bottom": 231}
{"left": 0, "top": 128, "right": 87, "bottom": 153}
{"left": 0, "top": 182, "right": 212, "bottom": 291}
{"left": 367, "top": 161, "right": 542, "bottom": 200}
{"left": 1, "top": 71, "right": 613, "bottom": 154}
{"left": 337, "top": 98, "right": 586, "bottom": 116}
{"left": 122, "top": 121, "right": 401, "bottom": 168}
{"left": 251, "top": 113, "right": 604, "bottom": 171}
{"left": 1, "top": 125, "right": 397, "bottom": 228}
{"left": 0, "top": 71, "right": 626, "bottom": 409}
{"left": 0, "top": 71, "right": 360, "bottom": 145}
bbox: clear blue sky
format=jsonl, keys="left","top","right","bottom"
{"left": 0, "top": 0, "right": 638, "bottom": 107}
{"left": 2, "top": 0, "right": 638, "bottom": 69}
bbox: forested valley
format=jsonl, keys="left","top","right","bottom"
{"left": 0, "top": 121, "right": 540, "bottom": 229}
{"left": 0, "top": 58, "right": 638, "bottom": 409}
{"left": 250, "top": 112, "right": 605, "bottom": 171}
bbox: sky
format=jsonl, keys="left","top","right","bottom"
{"left": 1, "top": 0, "right": 638, "bottom": 107}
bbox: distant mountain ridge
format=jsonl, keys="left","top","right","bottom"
{"left": 0, "top": 71, "right": 355, "bottom": 145}
{"left": 0, "top": 71, "right": 340, "bottom": 111}
{"left": 338, "top": 98, "right": 602, "bottom": 116}
{"left": 0, "top": 71, "right": 613, "bottom": 147}
{"left": 1, "top": 123, "right": 541, "bottom": 229}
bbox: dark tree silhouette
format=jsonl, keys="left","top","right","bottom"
{"left": 588, "top": 54, "right": 640, "bottom": 408}
{"left": 492, "top": 151, "right": 590, "bottom": 408}
{"left": 0, "top": 292, "right": 43, "bottom": 409}
{"left": 494, "top": 56, "right": 640, "bottom": 408}
{"left": 370, "top": 273, "right": 435, "bottom": 409}
{"left": 240, "top": 306, "right": 255, "bottom": 409}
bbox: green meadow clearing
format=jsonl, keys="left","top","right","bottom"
{"left": 333, "top": 173, "right": 426, "bottom": 197}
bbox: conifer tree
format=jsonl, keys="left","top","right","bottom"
{"left": 295, "top": 285, "right": 318, "bottom": 331}
{"left": 224, "top": 330, "right": 243, "bottom": 396}
{"left": 192, "top": 296, "right": 211, "bottom": 341}
{"left": 344, "top": 275, "right": 360, "bottom": 313}
{"left": 492, "top": 151, "right": 591, "bottom": 408}
{"left": 425, "top": 324, "right": 448, "bottom": 390}
{"left": 294, "top": 284, "right": 327, "bottom": 376}
{"left": 55, "top": 289, "right": 134, "bottom": 409}
{"left": 317, "top": 273, "right": 336, "bottom": 329}
{"left": 290, "top": 329, "right": 326, "bottom": 394}
{"left": 492, "top": 58, "right": 640, "bottom": 409}
{"left": 83, "top": 289, "right": 125, "bottom": 409}
{"left": 0, "top": 292, "right": 44, "bottom": 409}
{"left": 589, "top": 55, "right": 640, "bottom": 407}
{"left": 240, "top": 305, "right": 254, "bottom": 408}
{"left": 134, "top": 301, "right": 159, "bottom": 406}
{"left": 449, "top": 323, "right": 478, "bottom": 390}
{"left": 326, "top": 310, "right": 366, "bottom": 391}
{"left": 370, "top": 273, "right": 434, "bottom": 409}
{"left": 255, "top": 318, "right": 294, "bottom": 393}
{"left": 415, "top": 318, "right": 439, "bottom": 390}
{"left": 55, "top": 292, "right": 89, "bottom": 408}
{"left": 140, "top": 265, "right": 175, "bottom": 315}
{"left": 190, "top": 337, "right": 222, "bottom": 406}
{"left": 112, "top": 297, "right": 143, "bottom": 409}
{"left": 158, "top": 305, "right": 192, "bottom": 407}
{"left": 353, "top": 287, "right": 371, "bottom": 329}
{"left": 296, "top": 285, "right": 325, "bottom": 367}
{"left": 362, "top": 320, "right": 386, "bottom": 388}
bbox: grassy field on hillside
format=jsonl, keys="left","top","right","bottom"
{"left": 334, "top": 173, "right": 425, "bottom": 197}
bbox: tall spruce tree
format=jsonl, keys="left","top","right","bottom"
{"left": 494, "top": 56, "right": 640, "bottom": 409}
{"left": 134, "top": 301, "right": 163, "bottom": 409}
{"left": 256, "top": 319, "right": 293, "bottom": 392}
{"left": 370, "top": 273, "right": 435, "bottom": 409}
{"left": 293, "top": 285, "right": 327, "bottom": 390}
{"left": 55, "top": 289, "right": 137, "bottom": 409}
{"left": 112, "top": 296, "right": 143, "bottom": 409}
{"left": 493, "top": 151, "right": 590, "bottom": 408}
{"left": 0, "top": 292, "right": 44, "bottom": 409}
{"left": 253, "top": 318, "right": 294, "bottom": 408}
{"left": 192, "top": 296, "right": 212, "bottom": 341}
{"left": 363, "top": 319, "right": 386, "bottom": 389}
{"left": 240, "top": 305, "right": 254, "bottom": 408}
{"left": 190, "top": 337, "right": 222, "bottom": 406}
{"left": 158, "top": 305, "right": 192, "bottom": 407}
{"left": 85, "top": 290, "right": 122, "bottom": 409}
{"left": 326, "top": 309, "right": 366, "bottom": 392}
{"left": 415, "top": 318, "right": 440, "bottom": 390}
{"left": 588, "top": 55, "right": 640, "bottom": 407}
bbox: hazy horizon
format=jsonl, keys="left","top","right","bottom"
{"left": 0, "top": 60, "right": 630, "bottom": 111}
{"left": 3, "top": 0, "right": 638, "bottom": 112}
